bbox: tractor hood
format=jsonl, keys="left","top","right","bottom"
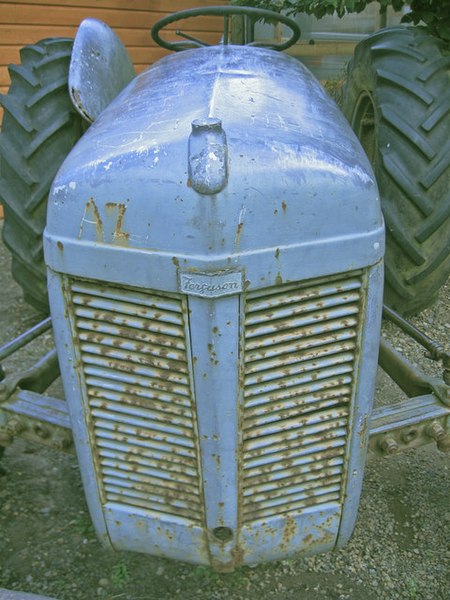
{"left": 45, "top": 44, "right": 384, "bottom": 293}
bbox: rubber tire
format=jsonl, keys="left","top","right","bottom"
{"left": 0, "top": 38, "right": 84, "bottom": 313}
{"left": 342, "top": 26, "right": 450, "bottom": 315}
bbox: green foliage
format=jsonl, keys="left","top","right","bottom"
{"left": 111, "top": 561, "right": 131, "bottom": 589}
{"left": 231, "top": 0, "right": 450, "bottom": 41}
{"left": 401, "top": 1, "right": 450, "bottom": 41}
{"left": 406, "top": 577, "right": 418, "bottom": 598}
{"left": 73, "top": 514, "right": 95, "bottom": 536}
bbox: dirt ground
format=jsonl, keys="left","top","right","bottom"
{"left": 0, "top": 227, "right": 449, "bottom": 600}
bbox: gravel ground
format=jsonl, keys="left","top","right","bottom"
{"left": 0, "top": 226, "right": 449, "bottom": 600}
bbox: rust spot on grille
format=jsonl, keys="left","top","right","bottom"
{"left": 241, "top": 272, "right": 363, "bottom": 523}
{"left": 281, "top": 201, "right": 287, "bottom": 213}
{"left": 57, "top": 240, "right": 64, "bottom": 252}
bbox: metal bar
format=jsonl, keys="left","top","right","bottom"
{"left": 1, "top": 389, "right": 73, "bottom": 453}
{"left": 0, "top": 316, "right": 52, "bottom": 361}
{"left": 223, "top": 15, "right": 229, "bottom": 44}
{"left": 175, "top": 30, "right": 209, "bottom": 47}
{"left": 379, "top": 336, "right": 430, "bottom": 398}
{"left": 368, "top": 394, "right": 450, "bottom": 457}
{"left": 382, "top": 304, "right": 445, "bottom": 360}
{"left": 378, "top": 337, "right": 449, "bottom": 406}
{"left": 0, "top": 349, "right": 60, "bottom": 403}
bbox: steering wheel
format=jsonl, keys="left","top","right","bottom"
{"left": 151, "top": 6, "right": 301, "bottom": 53}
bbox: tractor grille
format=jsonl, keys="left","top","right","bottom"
{"left": 241, "top": 271, "right": 364, "bottom": 523}
{"left": 68, "top": 279, "right": 204, "bottom": 524}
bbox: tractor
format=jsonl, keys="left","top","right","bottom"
{"left": 0, "top": 5, "right": 448, "bottom": 574}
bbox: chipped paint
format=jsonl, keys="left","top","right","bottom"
{"left": 78, "top": 198, "right": 104, "bottom": 241}
{"left": 106, "top": 202, "right": 129, "bottom": 246}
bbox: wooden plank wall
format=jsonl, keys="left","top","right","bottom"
{"left": 0, "top": 0, "right": 227, "bottom": 114}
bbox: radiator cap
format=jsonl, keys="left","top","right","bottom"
{"left": 188, "top": 118, "right": 228, "bottom": 195}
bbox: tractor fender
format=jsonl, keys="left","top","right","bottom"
{"left": 69, "top": 17, "right": 135, "bottom": 123}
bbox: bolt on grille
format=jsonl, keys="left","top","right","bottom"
{"left": 68, "top": 279, "right": 204, "bottom": 524}
{"left": 242, "top": 271, "right": 364, "bottom": 523}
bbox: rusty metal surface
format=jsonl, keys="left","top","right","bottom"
{"left": 368, "top": 394, "right": 450, "bottom": 456}
{"left": 68, "top": 278, "right": 204, "bottom": 524}
{"left": 382, "top": 304, "right": 450, "bottom": 386}
{"left": 241, "top": 272, "right": 364, "bottom": 522}
{"left": 0, "top": 317, "right": 52, "bottom": 363}
{"left": 0, "top": 349, "right": 60, "bottom": 403}
{"left": 0, "top": 390, "right": 73, "bottom": 452}
{"left": 379, "top": 337, "right": 450, "bottom": 406}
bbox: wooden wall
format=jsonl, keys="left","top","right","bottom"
{"left": 0, "top": 0, "right": 227, "bottom": 109}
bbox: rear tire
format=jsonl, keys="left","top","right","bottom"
{"left": 0, "top": 38, "right": 84, "bottom": 313}
{"left": 342, "top": 26, "right": 450, "bottom": 315}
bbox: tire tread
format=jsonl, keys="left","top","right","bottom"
{"left": 0, "top": 38, "right": 83, "bottom": 313}
{"left": 342, "top": 26, "right": 450, "bottom": 314}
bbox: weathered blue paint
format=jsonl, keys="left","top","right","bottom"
{"left": 45, "top": 42, "right": 384, "bottom": 570}
{"left": 69, "top": 17, "right": 135, "bottom": 123}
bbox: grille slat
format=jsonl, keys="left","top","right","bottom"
{"left": 245, "top": 291, "right": 361, "bottom": 326}
{"left": 85, "top": 377, "right": 192, "bottom": 408}
{"left": 244, "top": 455, "right": 345, "bottom": 486}
{"left": 244, "top": 372, "right": 353, "bottom": 408}
{"left": 81, "top": 354, "right": 190, "bottom": 387}
{"left": 245, "top": 276, "right": 362, "bottom": 313}
{"left": 99, "top": 451, "right": 198, "bottom": 478}
{"left": 103, "top": 484, "right": 200, "bottom": 512}
{"left": 92, "top": 410, "right": 195, "bottom": 440}
{"left": 244, "top": 399, "right": 350, "bottom": 430}
{"left": 80, "top": 342, "right": 189, "bottom": 373}
{"left": 83, "top": 365, "right": 191, "bottom": 398}
{"left": 245, "top": 320, "right": 358, "bottom": 362}
{"left": 245, "top": 336, "right": 356, "bottom": 376}
{"left": 245, "top": 305, "right": 360, "bottom": 344}
{"left": 74, "top": 306, "right": 186, "bottom": 339}
{"left": 244, "top": 474, "right": 343, "bottom": 505}
{"left": 96, "top": 437, "right": 198, "bottom": 467}
{"left": 72, "top": 294, "right": 184, "bottom": 326}
{"left": 71, "top": 281, "right": 183, "bottom": 314}
{"left": 105, "top": 493, "right": 199, "bottom": 521}
{"left": 244, "top": 385, "right": 351, "bottom": 426}
{"left": 244, "top": 466, "right": 343, "bottom": 498}
{"left": 78, "top": 330, "right": 186, "bottom": 362}
{"left": 244, "top": 408, "right": 349, "bottom": 443}
{"left": 95, "top": 425, "right": 197, "bottom": 457}
{"left": 77, "top": 318, "right": 186, "bottom": 351}
{"left": 100, "top": 458, "right": 198, "bottom": 484}
{"left": 244, "top": 353, "right": 355, "bottom": 394}
{"left": 88, "top": 387, "right": 193, "bottom": 418}
{"left": 69, "top": 279, "right": 204, "bottom": 525}
{"left": 244, "top": 441, "right": 347, "bottom": 472}
{"left": 244, "top": 490, "right": 342, "bottom": 521}
{"left": 242, "top": 272, "right": 364, "bottom": 523}
{"left": 103, "top": 475, "right": 202, "bottom": 504}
